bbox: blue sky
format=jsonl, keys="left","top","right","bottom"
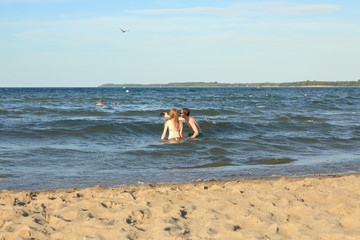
{"left": 0, "top": 0, "right": 359, "bottom": 87}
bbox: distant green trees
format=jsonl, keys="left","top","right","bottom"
{"left": 277, "top": 80, "right": 360, "bottom": 87}
{"left": 99, "top": 80, "right": 360, "bottom": 88}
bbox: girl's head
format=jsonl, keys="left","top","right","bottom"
{"left": 168, "top": 108, "right": 180, "bottom": 129}
{"left": 169, "top": 108, "right": 178, "bottom": 119}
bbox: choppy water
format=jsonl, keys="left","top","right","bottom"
{"left": 0, "top": 87, "right": 359, "bottom": 191}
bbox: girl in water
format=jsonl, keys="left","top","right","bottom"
{"left": 161, "top": 108, "right": 183, "bottom": 143}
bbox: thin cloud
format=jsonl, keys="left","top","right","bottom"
{"left": 129, "top": 2, "right": 339, "bottom": 16}
{"left": 130, "top": 7, "right": 229, "bottom": 15}
{"left": 272, "top": 3, "right": 339, "bottom": 15}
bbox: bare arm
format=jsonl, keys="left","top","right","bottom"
{"left": 161, "top": 121, "right": 168, "bottom": 140}
{"left": 179, "top": 121, "right": 184, "bottom": 138}
{"left": 188, "top": 118, "right": 199, "bottom": 138}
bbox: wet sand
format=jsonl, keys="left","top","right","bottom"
{"left": 1, "top": 174, "right": 360, "bottom": 239}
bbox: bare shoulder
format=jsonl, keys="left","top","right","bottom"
{"left": 189, "top": 116, "right": 197, "bottom": 123}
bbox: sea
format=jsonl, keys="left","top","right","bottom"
{"left": 0, "top": 87, "right": 359, "bottom": 191}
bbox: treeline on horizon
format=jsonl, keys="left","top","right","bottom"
{"left": 99, "top": 80, "right": 360, "bottom": 88}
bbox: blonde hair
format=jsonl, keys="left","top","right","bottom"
{"left": 167, "top": 108, "right": 180, "bottom": 130}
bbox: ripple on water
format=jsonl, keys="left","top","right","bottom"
{"left": 246, "top": 157, "right": 296, "bottom": 165}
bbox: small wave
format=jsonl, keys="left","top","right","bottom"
{"left": 288, "top": 137, "right": 321, "bottom": 144}
{"left": 246, "top": 157, "right": 296, "bottom": 165}
{"left": 2, "top": 119, "right": 163, "bottom": 139}
{"left": 195, "top": 109, "right": 241, "bottom": 116}
{"left": 192, "top": 162, "right": 237, "bottom": 169}
{"left": 277, "top": 114, "right": 325, "bottom": 123}
{"left": 183, "top": 159, "right": 237, "bottom": 169}
{"left": 24, "top": 97, "right": 55, "bottom": 101}
{"left": 278, "top": 114, "right": 292, "bottom": 120}
{"left": 208, "top": 147, "right": 229, "bottom": 154}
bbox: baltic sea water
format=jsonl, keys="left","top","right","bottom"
{"left": 0, "top": 87, "right": 359, "bottom": 190}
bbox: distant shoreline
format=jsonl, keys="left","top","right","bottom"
{"left": 99, "top": 85, "right": 359, "bottom": 88}
{"left": 99, "top": 80, "right": 360, "bottom": 88}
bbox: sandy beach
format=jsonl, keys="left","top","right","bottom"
{"left": 1, "top": 174, "right": 360, "bottom": 240}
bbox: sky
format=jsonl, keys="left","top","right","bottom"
{"left": 0, "top": 0, "right": 359, "bottom": 87}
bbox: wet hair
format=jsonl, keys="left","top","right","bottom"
{"left": 168, "top": 108, "right": 180, "bottom": 130}
{"left": 181, "top": 108, "right": 190, "bottom": 116}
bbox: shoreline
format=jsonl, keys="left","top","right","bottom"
{"left": 1, "top": 173, "right": 360, "bottom": 239}
{"left": 99, "top": 85, "right": 360, "bottom": 88}
{"left": 2, "top": 172, "right": 359, "bottom": 193}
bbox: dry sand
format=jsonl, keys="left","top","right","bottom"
{"left": 1, "top": 174, "right": 360, "bottom": 240}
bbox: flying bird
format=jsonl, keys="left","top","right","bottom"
{"left": 119, "top": 28, "right": 129, "bottom": 33}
